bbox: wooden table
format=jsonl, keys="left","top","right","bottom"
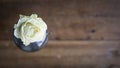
{"left": 0, "top": 0, "right": 120, "bottom": 68}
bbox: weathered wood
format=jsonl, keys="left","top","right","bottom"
{"left": 0, "top": 0, "right": 120, "bottom": 40}
{"left": 0, "top": 41, "right": 120, "bottom": 68}
{"left": 0, "top": 0, "right": 120, "bottom": 68}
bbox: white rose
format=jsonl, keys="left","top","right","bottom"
{"left": 14, "top": 14, "right": 47, "bottom": 46}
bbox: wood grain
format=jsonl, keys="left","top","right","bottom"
{"left": 0, "top": 0, "right": 120, "bottom": 68}
{"left": 0, "top": 41, "right": 120, "bottom": 68}
{"left": 0, "top": 0, "right": 120, "bottom": 40}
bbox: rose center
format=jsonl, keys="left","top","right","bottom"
{"left": 24, "top": 22, "right": 40, "bottom": 38}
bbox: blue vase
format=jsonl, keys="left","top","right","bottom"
{"left": 13, "top": 29, "right": 49, "bottom": 52}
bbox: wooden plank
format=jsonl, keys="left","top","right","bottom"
{"left": 0, "top": 41, "right": 120, "bottom": 68}
{"left": 0, "top": 0, "right": 120, "bottom": 40}
{"left": 0, "top": 0, "right": 58, "bottom": 3}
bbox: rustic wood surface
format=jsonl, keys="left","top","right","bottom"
{"left": 0, "top": 0, "right": 120, "bottom": 68}
{"left": 0, "top": 41, "right": 120, "bottom": 68}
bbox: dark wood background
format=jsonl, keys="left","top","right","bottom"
{"left": 0, "top": 0, "right": 120, "bottom": 68}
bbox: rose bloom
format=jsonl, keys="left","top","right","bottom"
{"left": 14, "top": 14, "right": 47, "bottom": 46}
